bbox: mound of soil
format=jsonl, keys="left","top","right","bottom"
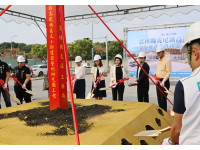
{"left": 0, "top": 101, "right": 125, "bottom": 136}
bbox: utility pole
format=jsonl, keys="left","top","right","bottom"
{"left": 92, "top": 21, "right": 94, "bottom": 65}
{"left": 10, "top": 35, "right": 18, "bottom": 59}
{"left": 105, "top": 35, "right": 108, "bottom": 67}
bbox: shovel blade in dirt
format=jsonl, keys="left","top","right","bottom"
{"left": 10, "top": 95, "right": 21, "bottom": 105}
{"left": 25, "top": 90, "right": 35, "bottom": 95}
{"left": 133, "top": 126, "right": 171, "bottom": 137}
{"left": 86, "top": 92, "right": 94, "bottom": 99}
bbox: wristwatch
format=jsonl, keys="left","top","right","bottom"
{"left": 168, "top": 138, "right": 176, "bottom": 145}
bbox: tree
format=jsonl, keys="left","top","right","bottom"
{"left": 73, "top": 39, "right": 93, "bottom": 61}
{"left": 108, "top": 40, "right": 123, "bottom": 59}
{"left": 67, "top": 42, "right": 75, "bottom": 61}
{"left": 31, "top": 44, "right": 47, "bottom": 60}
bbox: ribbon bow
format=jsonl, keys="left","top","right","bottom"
{"left": 151, "top": 74, "right": 160, "bottom": 84}
{"left": 95, "top": 72, "right": 104, "bottom": 86}
{"left": 118, "top": 78, "right": 129, "bottom": 85}
{"left": 0, "top": 79, "right": 4, "bottom": 86}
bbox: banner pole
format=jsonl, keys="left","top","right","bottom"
{"left": 59, "top": 5, "right": 80, "bottom": 145}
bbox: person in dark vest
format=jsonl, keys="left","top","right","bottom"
{"left": 0, "top": 59, "right": 11, "bottom": 109}
{"left": 136, "top": 52, "right": 150, "bottom": 102}
{"left": 13, "top": 56, "right": 32, "bottom": 104}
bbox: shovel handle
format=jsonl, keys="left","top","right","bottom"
{"left": 159, "top": 126, "right": 171, "bottom": 133}
{"left": 9, "top": 74, "right": 23, "bottom": 86}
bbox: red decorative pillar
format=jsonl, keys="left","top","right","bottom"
{"left": 46, "top": 5, "right": 68, "bottom": 110}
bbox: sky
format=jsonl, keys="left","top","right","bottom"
{"left": 0, "top": 7, "right": 200, "bottom": 45}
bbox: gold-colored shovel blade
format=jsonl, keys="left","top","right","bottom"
{"left": 134, "top": 126, "right": 171, "bottom": 137}
{"left": 86, "top": 92, "right": 94, "bottom": 99}
{"left": 10, "top": 95, "right": 21, "bottom": 104}
{"left": 25, "top": 90, "right": 35, "bottom": 95}
{"left": 134, "top": 130, "right": 161, "bottom": 137}
{"left": 99, "top": 87, "right": 110, "bottom": 91}
{"left": 164, "top": 90, "right": 174, "bottom": 95}
{"left": 170, "top": 106, "right": 175, "bottom": 116}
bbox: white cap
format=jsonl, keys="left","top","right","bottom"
{"left": 94, "top": 55, "right": 101, "bottom": 61}
{"left": 181, "top": 21, "right": 200, "bottom": 52}
{"left": 138, "top": 52, "right": 146, "bottom": 58}
{"left": 17, "top": 56, "right": 25, "bottom": 62}
{"left": 115, "top": 54, "right": 122, "bottom": 60}
{"left": 75, "top": 56, "right": 82, "bottom": 62}
{"left": 156, "top": 46, "right": 164, "bottom": 53}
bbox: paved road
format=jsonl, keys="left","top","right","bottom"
{"left": 0, "top": 74, "right": 177, "bottom": 110}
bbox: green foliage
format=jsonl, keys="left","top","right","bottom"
{"left": 68, "top": 39, "right": 93, "bottom": 61}
{"left": 31, "top": 44, "right": 47, "bottom": 60}
{"left": 0, "top": 39, "right": 124, "bottom": 60}
{"left": 108, "top": 40, "right": 123, "bottom": 59}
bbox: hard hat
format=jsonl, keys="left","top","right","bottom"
{"left": 115, "top": 54, "right": 122, "bottom": 60}
{"left": 75, "top": 56, "right": 82, "bottom": 62}
{"left": 94, "top": 55, "right": 101, "bottom": 61}
{"left": 181, "top": 21, "right": 200, "bottom": 52}
{"left": 17, "top": 56, "right": 25, "bottom": 62}
{"left": 138, "top": 52, "right": 146, "bottom": 58}
{"left": 156, "top": 46, "right": 164, "bottom": 53}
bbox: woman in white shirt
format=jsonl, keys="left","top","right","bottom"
{"left": 73, "top": 56, "right": 86, "bottom": 99}
{"left": 110, "top": 54, "right": 129, "bottom": 101}
{"left": 91, "top": 55, "right": 107, "bottom": 100}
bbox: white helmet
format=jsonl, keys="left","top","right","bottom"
{"left": 17, "top": 56, "right": 25, "bottom": 62}
{"left": 138, "top": 52, "right": 146, "bottom": 58}
{"left": 94, "top": 55, "right": 101, "bottom": 61}
{"left": 115, "top": 54, "right": 122, "bottom": 60}
{"left": 156, "top": 46, "right": 164, "bottom": 53}
{"left": 75, "top": 56, "right": 82, "bottom": 62}
{"left": 181, "top": 21, "right": 200, "bottom": 52}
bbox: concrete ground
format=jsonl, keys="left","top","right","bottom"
{"left": 0, "top": 70, "right": 178, "bottom": 110}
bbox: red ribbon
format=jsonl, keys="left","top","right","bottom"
{"left": 116, "top": 78, "right": 129, "bottom": 85}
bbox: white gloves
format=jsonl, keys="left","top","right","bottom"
{"left": 162, "top": 138, "right": 176, "bottom": 145}
{"left": 3, "top": 83, "right": 7, "bottom": 89}
{"left": 112, "top": 80, "right": 117, "bottom": 88}
{"left": 72, "top": 79, "right": 76, "bottom": 84}
{"left": 93, "top": 82, "right": 96, "bottom": 88}
{"left": 22, "top": 84, "right": 26, "bottom": 89}
{"left": 160, "top": 80, "right": 165, "bottom": 87}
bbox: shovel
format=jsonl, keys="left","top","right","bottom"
{"left": 0, "top": 80, "right": 21, "bottom": 104}
{"left": 100, "top": 78, "right": 129, "bottom": 91}
{"left": 86, "top": 72, "right": 104, "bottom": 99}
{"left": 133, "top": 126, "right": 171, "bottom": 137}
{"left": 151, "top": 74, "right": 174, "bottom": 96}
{"left": 9, "top": 74, "right": 35, "bottom": 95}
{"left": 86, "top": 89, "right": 95, "bottom": 99}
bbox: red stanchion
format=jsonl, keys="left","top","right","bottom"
{"left": 0, "top": 5, "right": 12, "bottom": 17}
{"left": 88, "top": 5, "right": 173, "bottom": 106}
{"left": 59, "top": 5, "right": 80, "bottom": 145}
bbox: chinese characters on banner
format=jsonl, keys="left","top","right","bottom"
{"left": 46, "top": 5, "right": 68, "bottom": 110}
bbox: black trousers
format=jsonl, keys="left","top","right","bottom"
{"left": 137, "top": 86, "right": 149, "bottom": 102}
{"left": 14, "top": 84, "right": 32, "bottom": 104}
{"left": 0, "top": 86, "right": 11, "bottom": 109}
{"left": 73, "top": 79, "right": 86, "bottom": 99}
{"left": 112, "top": 84, "right": 125, "bottom": 101}
{"left": 156, "top": 79, "right": 170, "bottom": 111}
